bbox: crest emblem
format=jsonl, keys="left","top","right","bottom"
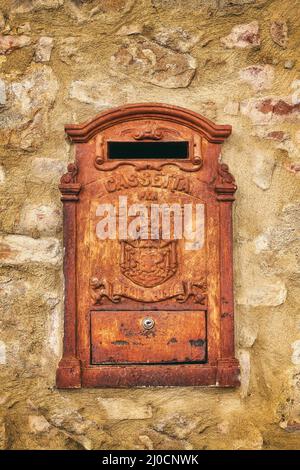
{"left": 120, "top": 239, "right": 178, "bottom": 288}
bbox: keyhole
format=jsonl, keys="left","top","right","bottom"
{"left": 142, "top": 317, "right": 155, "bottom": 330}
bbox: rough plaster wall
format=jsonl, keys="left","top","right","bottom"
{"left": 0, "top": 0, "right": 299, "bottom": 450}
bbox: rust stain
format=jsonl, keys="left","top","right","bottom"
{"left": 266, "top": 131, "right": 286, "bottom": 141}
{"left": 189, "top": 339, "right": 205, "bottom": 347}
{"left": 221, "top": 312, "right": 232, "bottom": 319}
{"left": 0, "top": 243, "right": 13, "bottom": 259}
{"left": 258, "top": 99, "right": 300, "bottom": 116}
{"left": 167, "top": 337, "right": 178, "bottom": 344}
{"left": 111, "top": 340, "right": 129, "bottom": 346}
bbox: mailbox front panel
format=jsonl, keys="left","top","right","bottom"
{"left": 91, "top": 310, "right": 207, "bottom": 364}
{"left": 56, "top": 103, "right": 240, "bottom": 388}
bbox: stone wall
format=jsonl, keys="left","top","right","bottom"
{"left": 0, "top": 0, "right": 299, "bottom": 450}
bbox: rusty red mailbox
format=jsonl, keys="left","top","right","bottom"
{"left": 56, "top": 103, "right": 240, "bottom": 388}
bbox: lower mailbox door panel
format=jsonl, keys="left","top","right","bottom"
{"left": 91, "top": 310, "right": 207, "bottom": 365}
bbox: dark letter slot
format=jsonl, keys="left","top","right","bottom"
{"left": 108, "top": 141, "right": 188, "bottom": 160}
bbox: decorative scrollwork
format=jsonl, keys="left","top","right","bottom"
{"left": 217, "top": 163, "right": 236, "bottom": 185}
{"left": 120, "top": 125, "right": 180, "bottom": 141}
{"left": 95, "top": 134, "right": 104, "bottom": 165}
{"left": 90, "top": 276, "right": 207, "bottom": 305}
{"left": 133, "top": 127, "right": 163, "bottom": 140}
{"left": 60, "top": 163, "right": 78, "bottom": 184}
{"left": 90, "top": 277, "right": 121, "bottom": 304}
{"left": 213, "top": 162, "right": 237, "bottom": 198}
{"left": 192, "top": 134, "right": 202, "bottom": 165}
{"left": 175, "top": 279, "right": 207, "bottom": 305}
{"left": 94, "top": 160, "right": 202, "bottom": 173}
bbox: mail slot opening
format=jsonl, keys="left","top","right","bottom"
{"left": 108, "top": 141, "right": 188, "bottom": 160}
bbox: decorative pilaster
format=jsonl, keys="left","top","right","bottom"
{"left": 215, "top": 163, "right": 240, "bottom": 387}
{"left": 56, "top": 163, "right": 82, "bottom": 389}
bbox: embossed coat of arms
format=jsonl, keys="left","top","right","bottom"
{"left": 120, "top": 239, "right": 177, "bottom": 288}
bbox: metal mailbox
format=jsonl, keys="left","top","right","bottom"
{"left": 56, "top": 103, "right": 240, "bottom": 388}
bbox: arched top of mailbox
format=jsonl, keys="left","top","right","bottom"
{"left": 65, "top": 103, "right": 232, "bottom": 144}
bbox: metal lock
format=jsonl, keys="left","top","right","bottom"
{"left": 142, "top": 317, "right": 155, "bottom": 330}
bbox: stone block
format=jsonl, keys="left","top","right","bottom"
{"left": 34, "top": 36, "right": 54, "bottom": 62}
{"left": 0, "top": 235, "right": 62, "bottom": 266}
{"left": 221, "top": 21, "right": 260, "bottom": 49}
{"left": 99, "top": 398, "right": 153, "bottom": 420}
{"left": 110, "top": 37, "right": 197, "bottom": 88}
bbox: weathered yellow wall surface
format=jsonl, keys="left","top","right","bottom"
{"left": 0, "top": 0, "right": 299, "bottom": 450}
